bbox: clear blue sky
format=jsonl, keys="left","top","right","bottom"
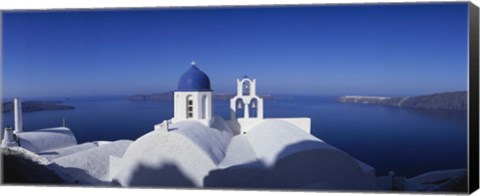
{"left": 2, "top": 3, "right": 469, "bottom": 98}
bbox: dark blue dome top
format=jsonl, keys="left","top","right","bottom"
{"left": 177, "top": 65, "right": 211, "bottom": 91}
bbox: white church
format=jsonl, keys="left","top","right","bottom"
{"left": 158, "top": 61, "right": 310, "bottom": 135}
{"left": 1, "top": 61, "right": 377, "bottom": 189}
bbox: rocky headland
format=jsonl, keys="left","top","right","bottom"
{"left": 336, "top": 91, "right": 467, "bottom": 110}
{"left": 2, "top": 101, "right": 75, "bottom": 113}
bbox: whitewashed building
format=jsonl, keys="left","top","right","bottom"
{"left": 230, "top": 75, "right": 264, "bottom": 120}
{"left": 109, "top": 61, "right": 376, "bottom": 189}
{"left": 3, "top": 61, "right": 462, "bottom": 191}
{"left": 171, "top": 61, "right": 213, "bottom": 126}
{"left": 1, "top": 61, "right": 376, "bottom": 189}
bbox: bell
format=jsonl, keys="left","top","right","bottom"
{"left": 252, "top": 102, "right": 256, "bottom": 108}
{"left": 238, "top": 102, "right": 242, "bottom": 109}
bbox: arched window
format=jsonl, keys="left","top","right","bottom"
{"left": 235, "top": 98, "right": 245, "bottom": 118}
{"left": 250, "top": 98, "right": 258, "bottom": 118}
{"left": 242, "top": 80, "right": 251, "bottom": 96}
{"left": 186, "top": 95, "right": 194, "bottom": 118}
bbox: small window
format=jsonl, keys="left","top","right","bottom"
{"left": 242, "top": 81, "right": 251, "bottom": 96}
{"left": 187, "top": 96, "right": 194, "bottom": 119}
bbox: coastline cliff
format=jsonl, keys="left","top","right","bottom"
{"left": 2, "top": 101, "right": 75, "bottom": 113}
{"left": 336, "top": 91, "right": 467, "bottom": 110}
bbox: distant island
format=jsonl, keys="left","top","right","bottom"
{"left": 336, "top": 91, "right": 467, "bottom": 110}
{"left": 128, "top": 91, "right": 273, "bottom": 101}
{"left": 2, "top": 101, "right": 75, "bottom": 113}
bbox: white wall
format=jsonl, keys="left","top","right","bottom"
{"left": 110, "top": 116, "right": 234, "bottom": 187}
{"left": 230, "top": 78, "right": 264, "bottom": 119}
{"left": 173, "top": 91, "right": 212, "bottom": 126}
{"left": 16, "top": 127, "right": 77, "bottom": 153}
{"left": 207, "top": 119, "right": 376, "bottom": 189}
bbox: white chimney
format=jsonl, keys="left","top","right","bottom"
{"left": 1, "top": 127, "right": 18, "bottom": 148}
{"left": 14, "top": 97, "right": 23, "bottom": 133}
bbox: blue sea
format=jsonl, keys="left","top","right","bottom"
{"left": 2, "top": 95, "right": 467, "bottom": 177}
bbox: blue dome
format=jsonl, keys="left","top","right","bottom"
{"left": 177, "top": 65, "right": 211, "bottom": 91}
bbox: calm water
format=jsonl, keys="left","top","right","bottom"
{"left": 2, "top": 95, "right": 467, "bottom": 177}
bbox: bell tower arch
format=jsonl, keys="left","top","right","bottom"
{"left": 230, "top": 75, "right": 264, "bottom": 120}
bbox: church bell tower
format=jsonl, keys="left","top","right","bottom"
{"left": 230, "top": 75, "right": 264, "bottom": 120}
